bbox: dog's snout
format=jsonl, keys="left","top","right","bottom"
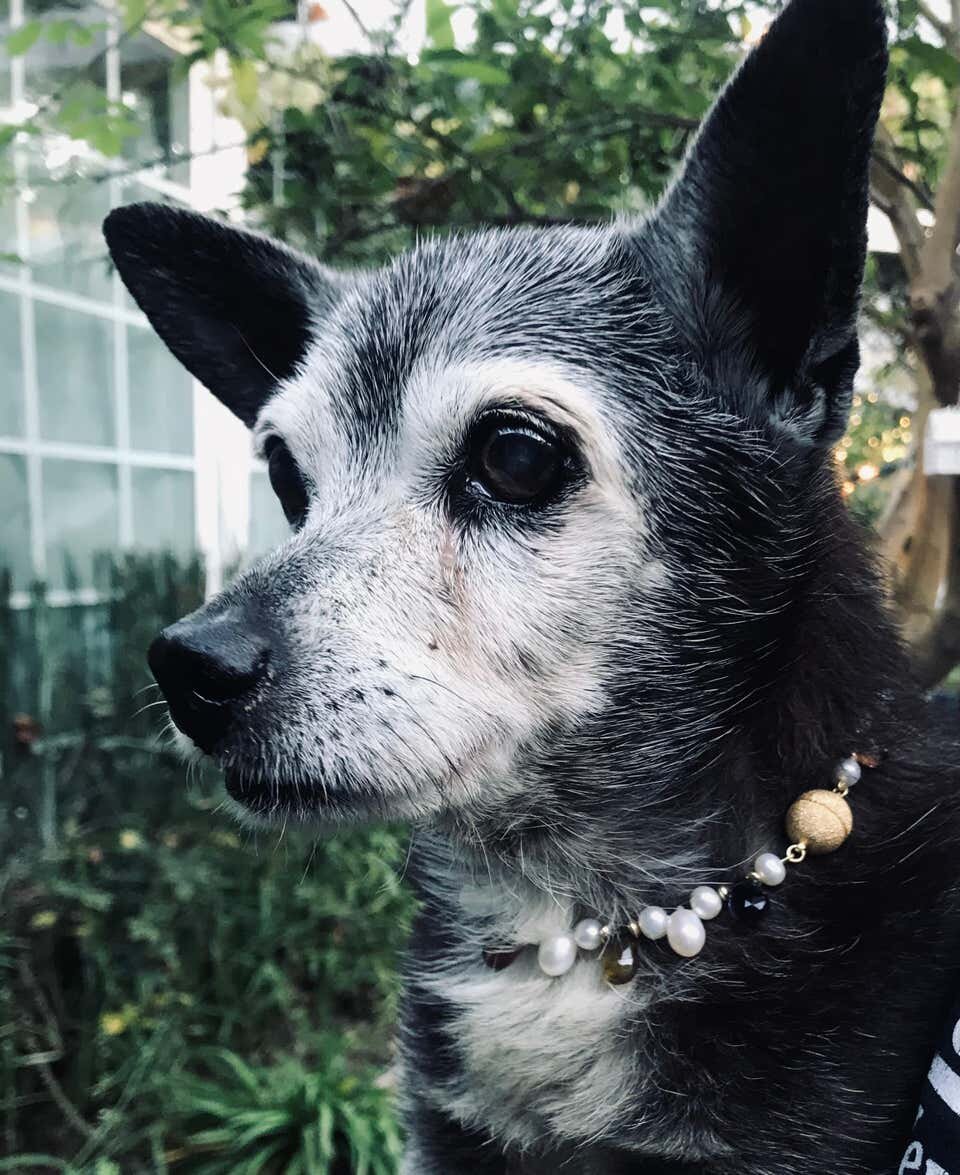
{"left": 148, "top": 611, "right": 270, "bottom": 753}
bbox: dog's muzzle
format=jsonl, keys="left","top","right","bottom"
{"left": 148, "top": 609, "right": 271, "bottom": 753}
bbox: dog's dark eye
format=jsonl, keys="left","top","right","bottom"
{"left": 468, "top": 416, "right": 565, "bottom": 505}
{"left": 265, "top": 437, "right": 308, "bottom": 529}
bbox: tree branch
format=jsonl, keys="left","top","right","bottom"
{"left": 918, "top": 102, "right": 960, "bottom": 296}
{"left": 909, "top": 101, "right": 960, "bottom": 406}
{"left": 871, "top": 148, "right": 936, "bottom": 212}
{"left": 341, "top": 0, "right": 373, "bottom": 45}
{"left": 870, "top": 126, "right": 925, "bottom": 281}
{"left": 917, "top": 0, "right": 954, "bottom": 43}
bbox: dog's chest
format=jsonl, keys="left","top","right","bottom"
{"left": 416, "top": 882, "right": 646, "bottom": 1149}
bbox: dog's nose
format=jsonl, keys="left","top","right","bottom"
{"left": 148, "top": 611, "right": 270, "bottom": 753}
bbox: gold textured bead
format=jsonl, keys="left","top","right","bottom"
{"left": 785, "top": 789, "right": 853, "bottom": 855}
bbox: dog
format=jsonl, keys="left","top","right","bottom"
{"left": 104, "top": 0, "right": 960, "bottom": 1169}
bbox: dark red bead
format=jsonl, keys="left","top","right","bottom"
{"left": 727, "top": 878, "right": 770, "bottom": 925}
{"left": 482, "top": 947, "right": 522, "bottom": 971}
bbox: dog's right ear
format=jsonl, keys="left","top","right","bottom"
{"left": 640, "top": 0, "right": 887, "bottom": 447}
{"left": 103, "top": 203, "right": 348, "bottom": 426}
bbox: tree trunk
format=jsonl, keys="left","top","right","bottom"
{"left": 871, "top": 108, "right": 960, "bottom": 688}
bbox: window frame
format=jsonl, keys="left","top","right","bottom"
{"left": 1, "top": 0, "right": 250, "bottom": 608}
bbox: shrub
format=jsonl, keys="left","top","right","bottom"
{"left": 0, "top": 557, "right": 414, "bottom": 1169}
{"left": 166, "top": 1044, "right": 402, "bottom": 1174}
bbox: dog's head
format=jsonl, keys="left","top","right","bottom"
{"left": 104, "top": 0, "right": 887, "bottom": 830}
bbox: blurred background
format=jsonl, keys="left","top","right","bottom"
{"left": 1, "top": 0, "right": 958, "bottom": 1170}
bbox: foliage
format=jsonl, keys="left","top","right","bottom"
{"left": 835, "top": 390, "right": 915, "bottom": 527}
{"left": 239, "top": 0, "right": 751, "bottom": 263}
{"left": 167, "top": 1045, "right": 402, "bottom": 1174}
{"left": 0, "top": 557, "right": 414, "bottom": 1169}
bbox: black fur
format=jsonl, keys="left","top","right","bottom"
{"left": 103, "top": 203, "right": 349, "bottom": 425}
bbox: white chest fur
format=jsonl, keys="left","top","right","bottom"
{"left": 416, "top": 882, "right": 647, "bottom": 1150}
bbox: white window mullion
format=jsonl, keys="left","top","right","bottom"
{"left": 0, "top": 436, "right": 196, "bottom": 471}
{"left": 106, "top": 9, "right": 133, "bottom": 548}
{"left": 0, "top": 273, "right": 150, "bottom": 325}
{"left": 10, "top": 0, "right": 46, "bottom": 582}
{"left": 114, "top": 310, "right": 133, "bottom": 546}
{"left": 19, "top": 292, "right": 45, "bottom": 581}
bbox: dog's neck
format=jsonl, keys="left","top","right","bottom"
{"left": 429, "top": 516, "right": 937, "bottom": 952}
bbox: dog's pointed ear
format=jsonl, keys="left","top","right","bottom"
{"left": 103, "top": 203, "right": 349, "bottom": 426}
{"left": 643, "top": 0, "right": 888, "bottom": 444}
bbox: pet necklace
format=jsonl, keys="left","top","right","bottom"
{"left": 482, "top": 750, "right": 880, "bottom": 985}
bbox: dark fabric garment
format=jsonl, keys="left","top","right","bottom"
{"left": 901, "top": 998, "right": 960, "bottom": 1174}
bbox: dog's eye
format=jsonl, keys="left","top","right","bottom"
{"left": 265, "top": 438, "right": 308, "bottom": 529}
{"left": 468, "top": 415, "right": 565, "bottom": 505}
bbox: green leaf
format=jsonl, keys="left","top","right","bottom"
{"left": 206, "top": 1046, "right": 264, "bottom": 1094}
{"left": 899, "top": 35, "right": 960, "bottom": 86}
{"left": 426, "top": 0, "right": 455, "bottom": 51}
{"left": 0, "top": 1158, "right": 69, "bottom": 1172}
{"left": 232, "top": 59, "right": 261, "bottom": 108}
{"left": 420, "top": 50, "right": 511, "bottom": 86}
{"left": 120, "top": 0, "right": 149, "bottom": 31}
{"left": 5, "top": 21, "right": 44, "bottom": 56}
{"left": 441, "top": 57, "right": 511, "bottom": 86}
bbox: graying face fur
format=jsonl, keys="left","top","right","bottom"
{"left": 198, "top": 229, "right": 672, "bottom": 825}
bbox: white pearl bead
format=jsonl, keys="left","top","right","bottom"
{"left": 638, "top": 906, "right": 668, "bottom": 940}
{"left": 689, "top": 886, "right": 722, "bottom": 920}
{"left": 573, "top": 918, "right": 603, "bottom": 951}
{"left": 753, "top": 851, "right": 787, "bottom": 887}
{"left": 666, "top": 909, "right": 706, "bottom": 958}
{"left": 836, "top": 756, "right": 862, "bottom": 787}
{"left": 537, "top": 933, "right": 578, "bottom": 977}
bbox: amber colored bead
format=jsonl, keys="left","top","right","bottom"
{"left": 601, "top": 932, "right": 639, "bottom": 985}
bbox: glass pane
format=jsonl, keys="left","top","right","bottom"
{"left": 35, "top": 302, "right": 115, "bottom": 447}
{"left": 23, "top": 12, "right": 106, "bottom": 102}
{"left": 42, "top": 458, "right": 119, "bottom": 590}
{"left": 128, "top": 326, "right": 193, "bottom": 454}
{"left": 120, "top": 35, "right": 190, "bottom": 186}
{"left": 0, "top": 290, "right": 25, "bottom": 437}
{"left": 131, "top": 467, "right": 195, "bottom": 559}
{"left": 0, "top": 452, "right": 32, "bottom": 589}
{"left": 0, "top": 4, "right": 10, "bottom": 111}
{"left": 248, "top": 469, "right": 288, "bottom": 558}
{"left": 0, "top": 189, "right": 17, "bottom": 274}
{"left": 28, "top": 177, "right": 113, "bottom": 302}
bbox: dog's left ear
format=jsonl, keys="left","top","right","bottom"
{"left": 642, "top": 0, "right": 888, "bottom": 445}
{"left": 103, "top": 203, "right": 351, "bottom": 426}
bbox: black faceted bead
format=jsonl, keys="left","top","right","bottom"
{"left": 726, "top": 878, "right": 771, "bottom": 925}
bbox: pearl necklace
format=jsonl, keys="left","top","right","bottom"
{"left": 482, "top": 751, "right": 878, "bottom": 985}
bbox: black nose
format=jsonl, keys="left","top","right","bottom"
{"left": 148, "top": 610, "right": 270, "bottom": 753}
